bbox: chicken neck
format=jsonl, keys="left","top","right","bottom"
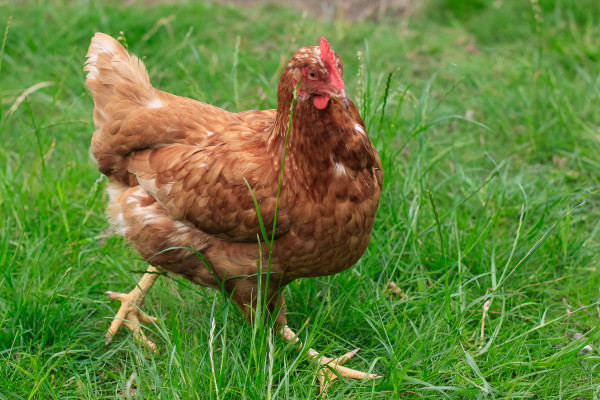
{"left": 267, "top": 86, "right": 374, "bottom": 193}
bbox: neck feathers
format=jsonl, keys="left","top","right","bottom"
{"left": 267, "top": 80, "right": 375, "bottom": 186}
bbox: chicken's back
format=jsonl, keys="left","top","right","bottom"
{"left": 85, "top": 33, "right": 265, "bottom": 184}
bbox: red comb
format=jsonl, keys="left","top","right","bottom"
{"left": 320, "top": 37, "right": 334, "bottom": 65}
{"left": 319, "top": 37, "right": 344, "bottom": 90}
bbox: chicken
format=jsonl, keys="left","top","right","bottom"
{"left": 85, "top": 33, "right": 383, "bottom": 394}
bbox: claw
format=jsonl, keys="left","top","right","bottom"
{"left": 105, "top": 290, "right": 159, "bottom": 351}
{"left": 106, "top": 291, "right": 128, "bottom": 301}
{"left": 104, "top": 267, "right": 161, "bottom": 350}
{"left": 317, "top": 348, "right": 382, "bottom": 397}
{"left": 278, "top": 326, "right": 381, "bottom": 399}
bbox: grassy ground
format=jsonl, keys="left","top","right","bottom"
{"left": 1, "top": 0, "right": 600, "bottom": 398}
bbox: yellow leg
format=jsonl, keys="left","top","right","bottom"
{"left": 279, "top": 326, "right": 381, "bottom": 397}
{"left": 105, "top": 265, "right": 161, "bottom": 351}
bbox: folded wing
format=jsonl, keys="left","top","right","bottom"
{"left": 127, "top": 143, "right": 290, "bottom": 242}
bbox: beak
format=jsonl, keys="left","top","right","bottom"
{"left": 329, "top": 88, "right": 349, "bottom": 109}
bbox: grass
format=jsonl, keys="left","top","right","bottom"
{"left": 1, "top": 0, "right": 600, "bottom": 398}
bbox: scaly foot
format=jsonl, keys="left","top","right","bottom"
{"left": 279, "top": 326, "right": 381, "bottom": 398}
{"left": 315, "top": 348, "right": 381, "bottom": 397}
{"left": 105, "top": 266, "right": 161, "bottom": 351}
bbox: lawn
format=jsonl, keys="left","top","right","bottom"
{"left": 1, "top": 0, "right": 600, "bottom": 398}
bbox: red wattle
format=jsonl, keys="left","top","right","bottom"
{"left": 313, "top": 95, "right": 329, "bottom": 109}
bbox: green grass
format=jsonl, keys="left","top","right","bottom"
{"left": 1, "top": 0, "right": 600, "bottom": 398}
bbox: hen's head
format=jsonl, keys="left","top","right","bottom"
{"left": 285, "top": 37, "right": 348, "bottom": 110}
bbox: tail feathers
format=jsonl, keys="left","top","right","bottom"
{"left": 85, "top": 33, "right": 162, "bottom": 128}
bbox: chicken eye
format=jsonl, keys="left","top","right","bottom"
{"left": 308, "top": 71, "right": 318, "bottom": 80}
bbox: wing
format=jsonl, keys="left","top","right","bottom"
{"left": 127, "top": 142, "right": 291, "bottom": 242}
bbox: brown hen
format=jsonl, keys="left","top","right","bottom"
{"left": 85, "top": 33, "right": 383, "bottom": 393}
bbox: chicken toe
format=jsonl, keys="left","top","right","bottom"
{"left": 316, "top": 348, "right": 381, "bottom": 397}
{"left": 279, "top": 326, "right": 381, "bottom": 398}
{"left": 105, "top": 266, "right": 161, "bottom": 351}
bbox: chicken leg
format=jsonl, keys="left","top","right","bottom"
{"left": 105, "top": 265, "right": 161, "bottom": 351}
{"left": 278, "top": 325, "right": 381, "bottom": 397}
